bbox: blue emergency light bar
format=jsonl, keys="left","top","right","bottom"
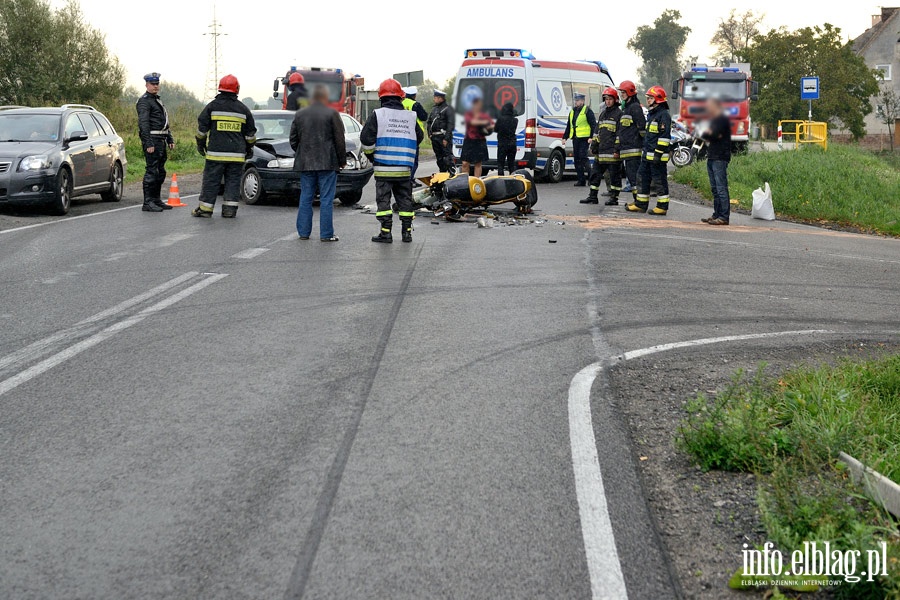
{"left": 723, "top": 67, "right": 740, "bottom": 72}
{"left": 691, "top": 67, "right": 709, "bottom": 72}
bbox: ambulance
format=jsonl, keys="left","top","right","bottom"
{"left": 452, "top": 49, "right": 615, "bottom": 182}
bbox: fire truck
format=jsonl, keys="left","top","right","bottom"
{"left": 671, "top": 63, "right": 759, "bottom": 151}
{"left": 272, "top": 67, "right": 364, "bottom": 118}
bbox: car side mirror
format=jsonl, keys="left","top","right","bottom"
{"left": 750, "top": 81, "right": 760, "bottom": 101}
{"left": 670, "top": 81, "right": 680, "bottom": 99}
{"left": 66, "top": 131, "right": 88, "bottom": 144}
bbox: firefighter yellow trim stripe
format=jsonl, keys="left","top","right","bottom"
{"left": 375, "top": 210, "right": 393, "bottom": 217}
{"left": 398, "top": 211, "right": 415, "bottom": 218}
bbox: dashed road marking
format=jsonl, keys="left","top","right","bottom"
{"left": 0, "top": 272, "right": 226, "bottom": 397}
{"left": 231, "top": 247, "right": 270, "bottom": 260}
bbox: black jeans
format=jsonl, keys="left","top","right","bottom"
{"left": 496, "top": 142, "right": 516, "bottom": 175}
{"left": 572, "top": 138, "right": 589, "bottom": 184}
{"left": 589, "top": 160, "right": 622, "bottom": 198}
{"left": 707, "top": 160, "right": 731, "bottom": 221}
{"left": 431, "top": 137, "right": 454, "bottom": 173}
{"left": 142, "top": 141, "right": 168, "bottom": 202}
{"left": 622, "top": 157, "right": 639, "bottom": 197}
{"left": 636, "top": 158, "right": 669, "bottom": 201}
{"left": 199, "top": 161, "right": 242, "bottom": 209}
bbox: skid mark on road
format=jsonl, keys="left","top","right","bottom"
{"left": 283, "top": 244, "right": 425, "bottom": 600}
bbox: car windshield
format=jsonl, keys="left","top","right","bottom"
{"left": 682, "top": 79, "right": 747, "bottom": 101}
{"left": 303, "top": 79, "right": 343, "bottom": 103}
{"left": 254, "top": 115, "right": 294, "bottom": 140}
{"left": 455, "top": 78, "right": 526, "bottom": 119}
{"left": 0, "top": 114, "right": 61, "bottom": 142}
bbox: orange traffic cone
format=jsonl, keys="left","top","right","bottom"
{"left": 166, "top": 174, "right": 188, "bottom": 207}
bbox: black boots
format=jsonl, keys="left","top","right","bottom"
{"left": 372, "top": 217, "right": 393, "bottom": 243}
{"left": 221, "top": 205, "right": 237, "bottom": 218}
{"left": 142, "top": 201, "right": 163, "bottom": 212}
{"left": 580, "top": 190, "right": 599, "bottom": 204}
{"left": 401, "top": 218, "right": 412, "bottom": 243}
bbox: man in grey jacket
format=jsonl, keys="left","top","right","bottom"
{"left": 289, "top": 85, "right": 347, "bottom": 241}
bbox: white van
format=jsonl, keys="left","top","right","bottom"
{"left": 452, "top": 48, "right": 615, "bottom": 182}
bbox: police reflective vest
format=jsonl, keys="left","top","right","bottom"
{"left": 643, "top": 104, "right": 672, "bottom": 162}
{"left": 402, "top": 98, "right": 426, "bottom": 133}
{"left": 568, "top": 106, "right": 592, "bottom": 138}
{"left": 369, "top": 107, "right": 417, "bottom": 178}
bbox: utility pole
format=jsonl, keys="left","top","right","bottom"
{"left": 204, "top": 5, "right": 227, "bottom": 102}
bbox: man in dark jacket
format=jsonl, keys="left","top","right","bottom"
{"left": 701, "top": 98, "right": 732, "bottom": 226}
{"left": 361, "top": 79, "right": 424, "bottom": 244}
{"left": 285, "top": 72, "right": 309, "bottom": 111}
{"left": 136, "top": 72, "right": 175, "bottom": 212}
{"left": 289, "top": 85, "right": 347, "bottom": 241}
{"left": 427, "top": 89, "right": 455, "bottom": 173}
{"left": 583, "top": 88, "right": 623, "bottom": 205}
{"left": 193, "top": 74, "right": 257, "bottom": 218}
{"left": 494, "top": 102, "right": 518, "bottom": 176}
{"left": 616, "top": 80, "right": 646, "bottom": 204}
{"left": 563, "top": 92, "right": 597, "bottom": 186}
{"left": 626, "top": 86, "right": 672, "bottom": 215}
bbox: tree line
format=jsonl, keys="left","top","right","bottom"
{"left": 627, "top": 9, "right": 889, "bottom": 139}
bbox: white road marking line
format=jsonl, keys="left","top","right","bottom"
{"left": 278, "top": 233, "right": 299, "bottom": 242}
{"left": 0, "top": 273, "right": 226, "bottom": 397}
{"left": 231, "top": 247, "right": 270, "bottom": 259}
{"left": 603, "top": 230, "right": 900, "bottom": 265}
{"left": 568, "top": 363, "right": 629, "bottom": 600}
{"left": 0, "top": 271, "right": 199, "bottom": 373}
{"left": 568, "top": 327, "right": 837, "bottom": 599}
{"left": 619, "top": 329, "right": 832, "bottom": 361}
{"left": 0, "top": 194, "right": 201, "bottom": 235}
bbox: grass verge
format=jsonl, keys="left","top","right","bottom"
{"left": 672, "top": 145, "right": 900, "bottom": 236}
{"left": 678, "top": 355, "right": 900, "bottom": 597}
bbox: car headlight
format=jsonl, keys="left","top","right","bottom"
{"left": 19, "top": 155, "right": 51, "bottom": 171}
{"left": 343, "top": 154, "right": 359, "bottom": 170}
{"left": 358, "top": 153, "right": 369, "bottom": 169}
{"left": 266, "top": 157, "right": 294, "bottom": 168}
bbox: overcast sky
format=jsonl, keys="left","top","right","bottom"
{"left": 54, "top": 0, "right": 879, "bottom": 102}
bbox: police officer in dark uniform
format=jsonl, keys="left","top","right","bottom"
{"left": 193, "top": 75, "right": 257, "bottom": 219}
{"left": 136, "top": 72, "right": 175, "bottom": 212}
{"left": 426, "top": 89, "right": 455, "bottom": 173}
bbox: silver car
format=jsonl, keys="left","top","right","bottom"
{"left": 0, "top": 104, "right": 127, "bottom": 215}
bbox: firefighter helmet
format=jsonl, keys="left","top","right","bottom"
{"left": 288, "top": 72, "right": 305, "bottom": 86}
{"left": 617, "top": 80, "right": 638, "bottom": 97}
{"left": 602, "top": 87, "right": 619, "bottom": 101}
{"left": 218, "top": 74, "right": 240, "bottom": 94}
{"left": 378, "top": 78, "right": 405, "bottom": 98}
{"left": 645, "top": 86, "right": 667, "bottom": 103}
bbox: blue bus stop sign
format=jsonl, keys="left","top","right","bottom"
{"left": 801, "top": 77, "right": 820, "bottom": 100}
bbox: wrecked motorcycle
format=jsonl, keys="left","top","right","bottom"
{"left": 409, "top": 169, "right": 538, "bottom": 218}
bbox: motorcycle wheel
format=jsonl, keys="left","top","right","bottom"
{"left": 672, "top": 146, "right": 695, "bottom": 168}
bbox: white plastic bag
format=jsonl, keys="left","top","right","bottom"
{"left": 751, "top": 182, "right": 776, "bottom": 221}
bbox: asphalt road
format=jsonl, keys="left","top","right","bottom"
{"left": 0, "top": 162, "right": 898, "bottom": 599}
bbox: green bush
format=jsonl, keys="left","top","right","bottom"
{"left": 673, "top": 145, "right": 900, "bottom": 235}
{"left": 678, "top": 356, "right": 900, "bottom": 597}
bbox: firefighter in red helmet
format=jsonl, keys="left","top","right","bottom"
{"left": 626, "top": 85, "right": 672, "bottom": 215}
{"left": 286, "top": 72, "right": 309, "bottom": 111}
{"left": 193, "top": 74, "right": 257, "bottom": 218}
{"left": 582, "top": 87, "right": 623, "bottom": 205}
{"left": 615, "top": 79, "right": 646, "bottom": 204}
{"left": 359, "top": 79, "right": 424, "bottom": 243}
